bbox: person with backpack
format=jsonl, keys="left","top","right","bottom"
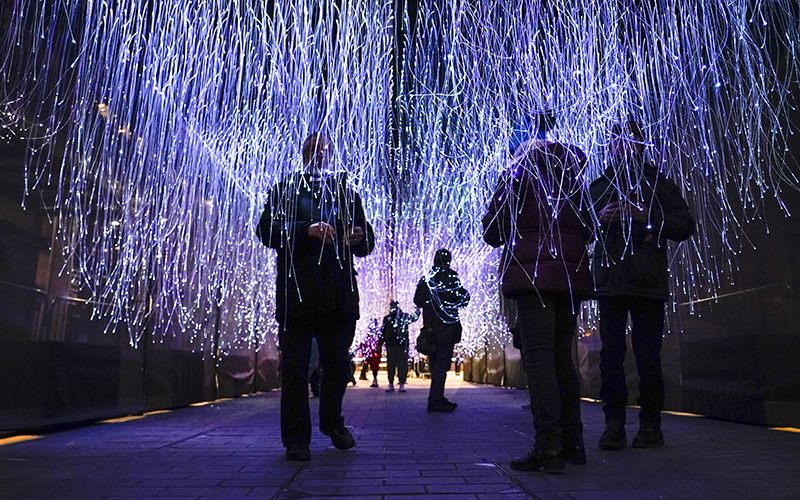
{"left": 379, "top": 300, "right": 420, "bottom": 393}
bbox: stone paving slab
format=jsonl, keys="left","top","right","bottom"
{"left": 1, "top": 374, "right": 800, "bottom": 499}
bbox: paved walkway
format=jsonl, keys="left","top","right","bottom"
{"left": 1, "top": 374, "right": 799, "bottom": 499}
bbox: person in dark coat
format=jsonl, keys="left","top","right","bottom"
{"left": 591, "top": 121, "right": 695, "bottom": 450}
{"left": 414, "top": 249, "right": 470, "bottom": 412}
{"left": 256, "top": 133, "right": 375, "bottom": 461}
{"left": 482, "top": 114, "right": 592, "bottom": 472}
{"left": 379, "top": 300, "right": 420, "bottom": 393}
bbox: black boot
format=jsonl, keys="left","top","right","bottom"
{"left": 510, "top": 448, "right": 565, "bottom": 473}
{"left": 598, "top": 420, "right": 627, "bottom": 450}
{"left": 632, "top": 421, "right": 664, "bottom": 448}
{"left": 285, "top": 443, "right": 311, "bottom": 461}
{"left": 562, "top": 444, "right": 587, "bottom": 465}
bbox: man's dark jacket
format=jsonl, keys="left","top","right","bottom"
{"left": 413, "top": 266, "right": 470, "bottom": 345}
{"left": 482, "top": 140, "right": 592, "bottom": 299}
{"left": 590, "top": 161, "right": 695, "bottom": 300}
{"left": 256, "top": 173, "right": 375, "bottom": 321}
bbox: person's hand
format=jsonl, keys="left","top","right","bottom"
{"left": 308, "top": 221, "right": 336, "bottom": 243}
{"left": 345, "top": 226, "right": 364, "bottom": 246}
{"left": 598, "top": 201, "right": 622, "bottom": 223}
{"left": 629, "top": 203, "right": 649, "bottom": 224}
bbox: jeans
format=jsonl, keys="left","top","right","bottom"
{"left": 516, "top": 292, "right": 583, "bottom": 451}
{"left": 598, "top": 296, "right": 665, "bottom": 425}
{"left": 428, "top": 343, "right": 454, "bottom": 402}
{"left": 386, "top": 344, "right": 408, "bottom": 384}
{"left": 278, "top": 314, "right": 356, "bottom": 447}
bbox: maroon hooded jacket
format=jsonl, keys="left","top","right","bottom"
{"left": 482, "top": 140, "right": 592, "bottom": 299}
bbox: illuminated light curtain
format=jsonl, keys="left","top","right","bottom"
{"left": 1, "top": 0, "right": 798, "bottom": 355}
{"left": 395, "top": 0, "right": 800, "bottom": 351}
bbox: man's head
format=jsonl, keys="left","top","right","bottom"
{"left": 609, "top": 120, "right": 645, "bottom": 160}
{"left": 433, "top": 248, "right": 452, "bottom": 268}
{"left": 302, "top": 133, "right": 332, "bottom": 175}
{"left": 389, "top": 300, "right": 399, "bottom": 311}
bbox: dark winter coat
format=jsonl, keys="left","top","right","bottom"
{"left": 413, "top": 266, "right": 470, "bottom": 345}
{"left": 380, "top": 309, "right": 419, "bottom": 347}
{"left": 590, "top": 161, "right": 695, "bottom": 300}
{"left": 482, "top": 140, "right": 593, "bottom": 299}
{"left": 256, "top": 172, "right": 375, "bottom": 321}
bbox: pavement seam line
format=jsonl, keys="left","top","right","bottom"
{"left": 270, "top": 465, "right": 305, "bottom": 500}
{"left": 155, "top": 426, "right": 222, "bottom": 450}
{"left": 492, "top": 462, "right": 543, "bottom": 500}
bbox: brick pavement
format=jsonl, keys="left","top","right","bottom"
{"left": 1, "top": 374, "right": 799, "bottom": 499}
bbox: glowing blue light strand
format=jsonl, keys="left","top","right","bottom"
{"left": 1, "top": 0, "right": 798, "bottom": 356}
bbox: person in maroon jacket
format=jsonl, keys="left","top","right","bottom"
{"left": 483, "top": 113, "right": 592, "bottom": 472}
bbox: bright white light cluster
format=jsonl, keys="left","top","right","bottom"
{"left": 1, "top": 1, "right": 798, "bottom": 357}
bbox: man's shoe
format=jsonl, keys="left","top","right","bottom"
{"left": 598, "top": 420, "right": 627, "bottom": 450}
{"left": 521, "top": 402, "right": 531, "bottom": 410}
{"left": 399, "top": 384, "right": 406, "bottom": 392}
{"left": 325, "top": 427, "right": 356, "bottom": 450}
{"left": 510, "top": 448, "right": 565, "bottom": 473}
{"left": 385, "top": 383, "right": 394, "bottom": 392}
{"left": 427, "top": 400, "right": 457, "bottom": 412}
{"left": 632, "top": 422, "right": 664, "bottom": 448}
{"left": 285, "top": 444, "right": 311, "bottom": 461}
{"left": 562, "top": 444, "right": 587, "bottom": 465}
{"left": 370, "top": 379, "right": 379, "bottom": 387}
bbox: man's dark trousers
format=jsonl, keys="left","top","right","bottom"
{"left": 428, "top": 343, "right": 454, "bottom": 402}
{"left": 517, "top": 292, "right": 583, "bottom": 451}
{"left": 386, "top": 345, "right": 408, "bottom": 385}
{"left": 598, "top": 296, "right": 665, "bottom": 425}
{"left": 278, "top": 313, "right": 356, "bottom": 447}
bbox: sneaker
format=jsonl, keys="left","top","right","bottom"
{"left": 598, "top": 420, "right": 627, "bottom": 450}
{"left": 632, "top": 422, "right": 664, "bottom": 448}
{"left": 285, "top": 443, "right": 311, "bottom": 461}
{"left": 510, "top": 448, "right": 565, "bottom": 473}
{"left": 427, "top": 400, "right": 457, "bottom": 413}
{"left": 385, "top": 383, "right": 394, "bottom": 392}
{"left": 562, "top": 444, "right": 587, "bottom": 465}
{"left": 370, "top": 379, "right": 378, "bottom": 388}
{"left": 399, "top": 384, "right": 406, "bottom": 392}
{"left": 325, "top": 427, "right": 356, "bottom": 450}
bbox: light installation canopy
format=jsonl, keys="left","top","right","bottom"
{"left": 1, "top": 0, "right": 798, "bottom": 355}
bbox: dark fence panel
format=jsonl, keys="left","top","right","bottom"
{"left": 0, "top": 283, "right": 281, "bottom": 432}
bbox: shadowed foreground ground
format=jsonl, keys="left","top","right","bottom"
{"left": 1, "top": 374, "right": 799, "bottom": 499}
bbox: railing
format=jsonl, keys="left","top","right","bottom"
{"left": 678, "top": 283, "right": 793, "bottom": 306}
{"left": 0, "top": 280, "right": 123, "bottom": 343}
{"left": 0, "top": 279, "right": 48, "bottom": 340}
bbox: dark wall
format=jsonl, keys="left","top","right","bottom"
{"left": 0, "top": 196, "right": 281, "bottom": 433}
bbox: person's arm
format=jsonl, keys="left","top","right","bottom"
{"left": 562, "top": 147, "right": 594, "bottom": 244}
{"left": 591, "top": 178, "right": 618, "bottom": 229}
{"left": 378, "top": 317, "right": 389, "bottom": 350}
{"left": 482, "top": 177, "right": 513, "bottom": 248}
{"left": 256, "top": 180, "right": 331, "bottom": 250}
{"left": 449, "top": 272, "right": 471, "bottom": 308}
{"left": 256, "top": 186, "right": 308, "bottom": 249}
{"left": 644, "top": 177, "right": 696, "bottom": 243}
{"left": 459, "top": 287, "right": 471, "bottom": 308}
{"left": 414, "top": 279, "right": 429, "bottom": 309}
{"left": 344, "top": 191, "right": 375, "bottom": 257}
